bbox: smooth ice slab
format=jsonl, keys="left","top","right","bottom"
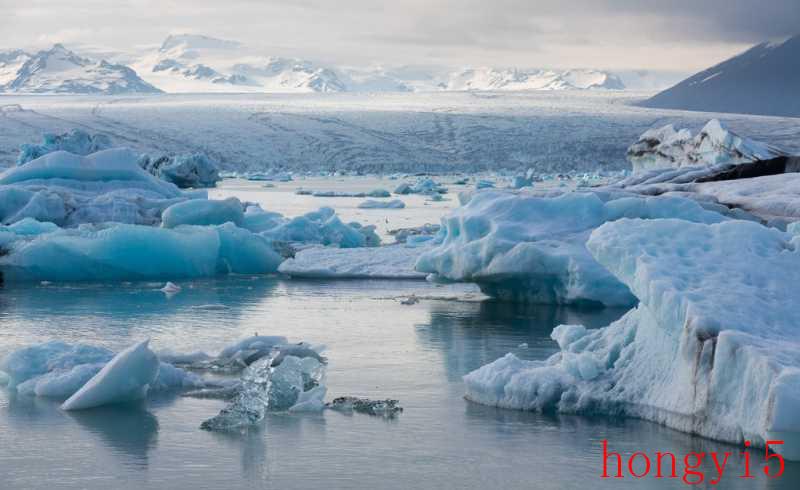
{"left": 279, "top": 244, "right": 428, "bottom": 279}
{"left": 61, "top": 340, "right": 160, "bottom": 410}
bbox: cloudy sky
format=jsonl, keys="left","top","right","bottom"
{"left": 2, "top": 0, "right": 799, "bottom": 70}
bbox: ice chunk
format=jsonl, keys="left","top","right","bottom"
{"left": 465, "top": 218, "right": 800, "bottom": 460}
{"left": 626, "top": 119, "right": 783, "bottom": 174}
{"left": 139, "top": 153, "right": 221, "bottom": 188}
{"left": 357, "top": 199, "right": 405, "bottom": 209}
{"left": 279, "top": 244, "right": 428, "bottom": 279}
{"left": 416, "top": 191, "right": 724, "bottom": 306}
{"left": 161, "top": 197, "right": 244, "bottom": 228}
{"left": 1, "top": 341, "right": 113, "bottom": 388}
{"left": 201, "top": 353, "right": 327, "bottom": 431}
{"left": 261, "top": 207, "right": 374, "bottom": 248}
{"left": 18, "top": 129, "right": 112, "bottom": 166}
{"left": 62, "top": 340, "right": 160, "bottom": 410}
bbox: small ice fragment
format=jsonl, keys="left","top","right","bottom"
{"left": 518, "top": 343, "right": 528, "bottom": 349}
{"left": 400, "top": 295, "right": 419, "bottom": 305}
{"left": 326, "top": 397, "right": 403, "bottom": 417}
{"left": 160, "top": 282, "right": 181, "bottom": 294}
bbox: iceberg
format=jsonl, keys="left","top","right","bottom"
{"left": 161, "top": 197, "right": 244, "bottom": 228}
{"left": 279, "top": 244, "right": 428, "bottom": 279}
{"left": 0, "top": 221, "right": 282, "bottom": 282}
{"left": 139, "top": 153, "right": 221, "bottom": 188}
{"left": 416, "top": 190, "right": 725, "bottom": 306}
{"left": 357, "top": 199, "right": 405, "bottom": 209}
{"left": 626, "top": 119, "right": 783, "bottom": 174}
{"left": 17, "top": 129, "right": 112, "bottom": 166}
{"left": 61, "top": 340, "right": 159, "bottom": 410}
{"left": 0, "top": 148, "right": 185, "bottom": 227}
{"left": 465, "top": 218, "right": 800, "bottom": 460}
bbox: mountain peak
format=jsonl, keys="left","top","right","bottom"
{"left": 641, "top": 33, "right": 800, "bottom": 117}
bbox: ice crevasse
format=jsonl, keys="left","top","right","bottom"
{"left": 415, "top": 190, "right": 726, "bottom": 307}
{"left": 464, "top": 218, "right": 800, "bottom": 459}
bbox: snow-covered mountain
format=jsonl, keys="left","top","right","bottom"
{"left": 132, "top": 34, "right": 627, "bottom": 93}
{"left": 0, "top": 50, "right": 31, "bottom": 86}
{"left": 445, "top": 67, "right": 624, "bottom": 91}
{"left": 1, "top": 44, "right": 161, "bottom": 94}
{"left": 132, "top": 34, "right": 345, "bottom": 93}
{"left": 641, "top": 35, "right": 800, "bottom": 117}
{"left": 1, "top": 35, "right": 633, "bottom": 94}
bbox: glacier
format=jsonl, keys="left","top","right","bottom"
{"left": 415, "top": 190, "right": 725, "bottom": 306}
{"left": 464, "top": 218, "right": 800, "bottom": 460}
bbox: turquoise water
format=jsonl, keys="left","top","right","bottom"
{"left": 2, "top": 277, "right": 798, "bottom": 489}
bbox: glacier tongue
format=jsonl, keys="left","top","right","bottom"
{"left": 464, "top": 217, "right": 800, "bottom": 459}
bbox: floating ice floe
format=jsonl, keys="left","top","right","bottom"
{"left": 138, "top": 153, "right": 221, "bottom": 188}
{"left": 279, "top": 244, "right": 428, "bottom": 279}
{"left": 465, "top": 218, "right": 800, "bottom": 460}
{"left": 357, "top": 199, "right": 405, "bottom": 209}
{"left": 17, "top": 129, "right": 112, "bottom": 166}
{"left": 416, "top": 190, "right": 726, "bottom": 306}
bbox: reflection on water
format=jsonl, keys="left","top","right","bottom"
{"left": 417, "top": 300, "right": 628, "bottom": 381}
{"left": 1, "top": 278, "right": 799, "bottom": 489}
{"left": 67, "top": 405, "right": 159, "bottom": 467}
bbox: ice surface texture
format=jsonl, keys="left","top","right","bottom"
{"left": 465, "top": 218, "right": 800, "bottom": 459}
{"left": 416, "top": 190, "right": 724, "bottom": 306}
